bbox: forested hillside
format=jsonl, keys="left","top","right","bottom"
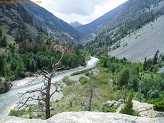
{"left": 85, "top": 0, "right": 164, "bottom": 56}
{"left": 0, "top": 1, "right": 88, "bottom": 94}
{"left": 0, "top": 1, "right": 81, "bottom": 44}
{"left": 0, "top": 31, "right": 89, "bottom": 94}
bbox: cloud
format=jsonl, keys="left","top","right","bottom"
{"left": 41, "top": 0, "right": 109, "bottom": 16}
{"left": 39, "top": 0, "right": 128, "bottom": 24}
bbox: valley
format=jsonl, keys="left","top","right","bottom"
{"left": 0, "top": 0, "right": 164, "bottom": 122}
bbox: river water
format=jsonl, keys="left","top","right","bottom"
{"left": 0, "top": 57, "right": 99, "bottom": 117}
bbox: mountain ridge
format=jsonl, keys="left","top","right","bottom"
{"left": 83, "top": 0, "right": 164, "bottom": 56}
{"left": 75, "top": 2, "right": 126, "bottom": 35}
{"left": 0, "top": 0, "right": 82, "bottom": 44}
{"left": 69, "top": 21, "right": 82, "bottom": 28}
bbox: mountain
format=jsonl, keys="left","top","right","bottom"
{"left": 98, "top": 0, "right": 164, "bottom": 31}
{"left": 0, "top": 0, "right": 82, "bottom": 44}
{"left": 69, "top": 21, "right": 82, "bottom": 28}
{"left": 108, "top": 15, "right": 164, "bottom": 62}
{"left": 75, "top": 3, "right": 126, "bottom": 35}
{"left": 84, "top": 0, "right": 164, "bottom": 58}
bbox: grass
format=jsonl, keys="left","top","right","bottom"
{"left": 10, "top": 65, "right": 144, "bottom": 118}
{"left": 79, "top": 76, "right": 89, "bottom": 85}
{"left": 70, "top": 67, "right": 95, "bottom": 76}
{"left": 62, "top": 76, "right": 75, "bottom": 86}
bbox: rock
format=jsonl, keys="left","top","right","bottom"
{"left": 103, "top": 100, "right": 116, "bottom": 107}
{"left": 0, "top": 112, "right": 164, "bottom": 123}
{"left": 133, "top": 100, "right": 153, "bottom": 112}
{"left": 103, "top": 99, "right": 124, "bottom": 107}
{"left": 132, "top": 100, "right": 164, "bottom": 118}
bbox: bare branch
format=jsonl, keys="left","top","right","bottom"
{"left": 19, "top": 89, "right": 47, "bottom": 97}
{"left": 50, "top": 82, "right": 62, "bottom": 98}
{"left": 17, "top": 97, "right": 34, "bottom": 110}
{"left": 42, "top": 73, "right": 50, "bottom": 80}
{"left": 17, "top": 45, "right": 65, "bottom": 119}
{"left": 54, "top": 47, "right": 66, "bottom": 67}
{"left": 43, "top": 70, "right": 49, "bottom": 75}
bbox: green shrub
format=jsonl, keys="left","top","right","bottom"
{"left": 29, "top": 112, "right": 33, "bottom": 119}
{"left": 63, "top": 76, "right": 75, "bottom": 86}
{"left": 120, "top": 93, "right": 139, "bottom": 116}
{"left": 148, "top": 98, "right": 162, "bottom": 104}
{"left": 79, "top": 76, "right": 89, "bottom": 85}
{"left": 85, "top": 71, "right": 93, "bottom": 76}
{"left": 148, "top": 98, "right": 164, "bottom": 111}
{"left": 102, "top": 105, "right": 118, "bottom": 112}
{"left": 70, "top": 67, "right": 95, "bottom": 76}
{"left": 153, "top": 101, "right": 164, "bottom": 111}
{"left": 9, "top": 109, "right": 18, "bottom": 116}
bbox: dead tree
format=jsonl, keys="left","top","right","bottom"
{"left": 88, "top": 87, "right": 94, "bottom": 111}
{"left": 17, "top": 48, "right": 65, "bottom": 119}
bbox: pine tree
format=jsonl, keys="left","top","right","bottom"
{"left": 120, "top": 93, "right": 133, "bottom": 115}
{"left": 153, "top": 50, "right": 159, "bottom": 65}
{"left": 1, "top": 36, "right": 7, "bottom": 47}
{"left": 143, "top": 58, "right": 147, "bottom": 71}
{"left": 0, "top": 28, "right": 2, "bottom": 37}
{"left": 0, "top": 55, "right": 5, "bottom": 76}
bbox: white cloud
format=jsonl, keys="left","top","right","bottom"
{"left": 39, "top": 0, "right": 128, "bottom": 24}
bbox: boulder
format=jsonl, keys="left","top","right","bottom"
{"left": 0, "top": 112, "right": 164, "bottom": 123}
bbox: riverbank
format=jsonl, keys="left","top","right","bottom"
{"left": 0, "top": 57, "right": 99, "bottom": 118}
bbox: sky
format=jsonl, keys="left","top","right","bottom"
{"left": 38, "top": 0, "right": 128, "bottom": 24}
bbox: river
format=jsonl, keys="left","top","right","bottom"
{"left": 0, "top": 57, "right": 99, "bottom": 117}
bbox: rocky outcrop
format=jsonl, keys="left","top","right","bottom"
{"left": 101, "top": 100, "right": 164, "bottom": 118}
{"left": 0, "top": 112, "right": 164, "bottom": 123}
{"left": 133, "top": 100, "right": 164, "bottom": 118}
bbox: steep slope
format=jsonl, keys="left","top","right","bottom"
{"left": 77, "top": 0, "right": 163, "bottom": 36}
{"left": 84, "top": 0, "right": 164, "bottom": 53}
{"left": 76, "top": 3, "right": 126, "bottom": 35}
{"left": 22, "top": 2, "right": 82, "bottom": 42}
{"left": 108, "top": 15, "right": 164, "bottom": 62}
{"left": 0, "top": 1, "right": 82, "bottom": 44}
{"left": 69, "top": 21, "right": 82, "bottom": 28}
{"left": 99, "top": 0, "right": 164, "bottom": 32}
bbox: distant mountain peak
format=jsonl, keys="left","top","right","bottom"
{"left": 69, "top": 21, "right": 82, "bottom": 28}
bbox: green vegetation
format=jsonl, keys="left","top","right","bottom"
{"left": 0, "top": 28, "right": 7, "bottom": 48}
{"left": 148, "top": 98, "right": 164, "bottom": 111}
{"left": 70, "top": 67, "right": 95, "bottom": 76}
{"left": 0, "top": 32, "right": 90, "bottom": 93}
{"left": 79, "top": 76, "right": 89, "bottom": 85}
{"left": 120, "top": 93, "right": 139, "bottom": 116}
{"left": 102, "top": 105, "right": 118, "bottom": 113}
{"left": 10, "top": 52, "right": 164, "bottom": 118}
{"left": 86, "top": 9, "right": 164, "bottom": 55}
{"left": 63, "top": 76, "right": 75, "bottom": 86}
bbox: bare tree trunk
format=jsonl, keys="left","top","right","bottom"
{"left": 45, "top": 78, "right": 51, "bottom": 119}
{"left": 88, "top": 88, "right": 93, "bottom": 111}
{"left": 17, "top": 48, "right": 66, "bottom": 119}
